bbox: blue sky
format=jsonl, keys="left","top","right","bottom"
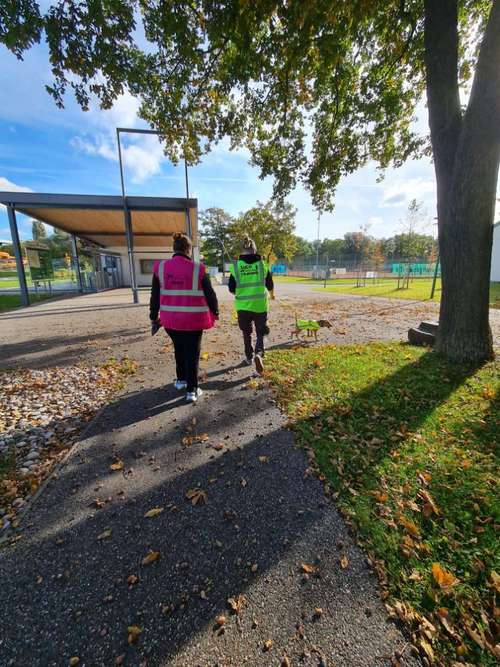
{"left": 0, "top": 38, "right": 472, "bottom": 245}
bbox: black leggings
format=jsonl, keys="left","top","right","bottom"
{"left": 166, "top": 329, "right": 203, "bottom": 392}
{"left": 237, "top": 311, "right": 269, "bottom": 358}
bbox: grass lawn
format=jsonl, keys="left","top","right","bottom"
{"left": 265, "top": 342, "right": 499, "bottom": 665}
{"left": 315, "top": 279, "right": 500, "bottom": 308}
{"left": 0, "top": 293, "right": 58, "bottom": 312}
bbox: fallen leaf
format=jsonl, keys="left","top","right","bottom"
{"left": 127, "top": 625, "right": 142, "bottom": 644}
{"left": 490, "top": 570, "right": 500, "bottom": 593}
{"left": 263, "top": 639, "right": 273, "bottom": 651}
{"left": 398, "top": 516, "right": 420, "bottom": 537}
{"left": 185, "top": 488, "right": 207, "bottom": 505}
{"left": 36, "top": 575, "right": 43, "bottom": 584}
{"left": 144, "top": 507, "right": 164, "bottom": 518}
{"left": 300, "top": 563, "right": 317, "bottom": 574}
{"left": 69, "top": 658, "right": 80, "bottom": 666}
{"left": 142, "top": 550, "right": 160, "bottom": 565}
{"left": 215, "top": 615, "right": 226, "bottom": 626}
{"left": 97, "top": 529, "right": 112, "bottom": 541}
{"left": 313, "top": 607, "right": 323, "bottom": 618}
{"left": 282, "top": 658, "right": 291, "bottom": 667}
{"left": 250, "top": 563, "right": 258, "bottom": 573}
{"left": 258, "top": 456, "right": 269, "bottom": 463}
{"left": 227, "top": 594, "right": 246, "bottom": 614}
{"left": 200, "top": 590, "right": 208, "bottom": 599}
{"left": 201, "top": 352, "right": 209, "bottom": 361}
{"left": 432, "top": 562, "right": 459, "bottom": 589}
{"left": 240, "top": 478, "right": 247, "bottom": 488}
{"left": 127, "top": 574, "right": 139, "bottom": 586}
{"left": 340, "top": 554, "right": 349, "bottom": 569}
{"left": 418, "top": 490, "right": 440, "bottom": 517}
{"left": 110, "top": 459, "right": 124, "bottom": 471}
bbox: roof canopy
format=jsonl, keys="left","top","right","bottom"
{"left": 0, "top": 192, "right": 197, "bottom": 248}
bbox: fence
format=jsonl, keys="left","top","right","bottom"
{"left": 272, "top": 255, "right": 440, "bottom": 281}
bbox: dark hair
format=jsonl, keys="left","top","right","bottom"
{"left": 173, "top": 232, "right": 192, "bottom": 254}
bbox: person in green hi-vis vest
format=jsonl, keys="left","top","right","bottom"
{"left": 228, "top": 236, "right": 274, "bottom": 375}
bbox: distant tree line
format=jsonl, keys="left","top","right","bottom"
{"left": 200, "top": 198, "right": 438, "bottom": 269}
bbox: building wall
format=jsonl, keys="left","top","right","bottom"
{"left": 106, "top": 245, "right": 199, "bottom": 287}
{"left": 492, "top": 223, "right": 500, "bottom": 282}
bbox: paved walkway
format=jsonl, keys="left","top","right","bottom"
{"left": 1, "top": 284, "right": 492, "bottom": 666}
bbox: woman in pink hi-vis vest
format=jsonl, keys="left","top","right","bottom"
{"left": 150, "top": 233, "right": 219, "bottom": 403}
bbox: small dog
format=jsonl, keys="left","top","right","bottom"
{"left": 291, "top": 314, "right": 332, "bottom": 341}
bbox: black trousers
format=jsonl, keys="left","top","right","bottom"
{"left": 166, "top": 329, "right": 203, "bottom": 392}
{"left": 237, "top": 310, "right": 269, "bottom": 359}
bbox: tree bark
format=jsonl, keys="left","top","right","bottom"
{"left": 424, "top": 0, "right": 500, "bottom": 363}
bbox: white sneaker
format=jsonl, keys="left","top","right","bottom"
{"left": 186, "top": 388, "right": 203, "bottom": 403}
{"left": 174, "top": 380, "right": 187, "bottom": 391}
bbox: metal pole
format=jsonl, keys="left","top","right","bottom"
{"left": 430, "top": 253, "right": 440, "bottom": 300}
{"left": 71, "top": 234, "right": 84, "bottom": 293}
{"left": 117, "top": 128, "right": 139, "bottom": 303}
{"left": 184, "top": 159, "right": 192, "bottom": 239}
{"left": 7, "top": 205, "right": 29, "bottom": 307}
{"left": 316, "top": 211, "right": 321, "bottom": 280}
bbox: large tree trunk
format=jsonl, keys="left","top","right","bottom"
{"left": 424, "top": 0, "right": 500, "bottom": 363}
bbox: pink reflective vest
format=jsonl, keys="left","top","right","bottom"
{"left": 154, "top": 255, "right": 215, "bottom": 331}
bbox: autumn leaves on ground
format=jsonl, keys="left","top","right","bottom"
{"left": 265, "top": 343, "right": 499, "bottom": 665}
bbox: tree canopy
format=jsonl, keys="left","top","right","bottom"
{"left": 0, "top": 1, "right": 489, "bottom": 209}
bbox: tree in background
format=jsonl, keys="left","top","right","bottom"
{"left": 31, "top": 220, "right": 47, "bottom": 241}
{"left": 372, "top": 242, "right": 386, "bottom": 272}
{"left": 2, "top": 2, "right": 499, "bottom": 361}
{"left": 199, "top": 207, "right": 233, "bottom": 269}
{"left": 230, "top": 201, "right": 297, "bottom": 264}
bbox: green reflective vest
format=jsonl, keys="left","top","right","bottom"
{"left": 230, "top": 259, "right": 269, "bottom": 313}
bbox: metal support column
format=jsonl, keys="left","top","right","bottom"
{"left": 71, "top": 234, "right": 84, "bottom": 292}
{"left": 7, "top": 204, "right": 29, "bottom": 307}
{"left": 430, "top": 254, "right": 440, "bottom": 300}
{"left": 117, "top": 128, "right": 139, "bottom": 304}
{"left": 184, "top": 159, "right": 192, "bottom": 238}
{"left": 124, "top": 208, "right": 138, "bottom": 303}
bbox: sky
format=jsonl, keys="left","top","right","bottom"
{"left": 1, "top": 36, "right": 494, "bottom": 245}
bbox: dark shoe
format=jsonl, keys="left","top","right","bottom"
{"left": 254, "top": 354, "right": 264, "bottom": 375}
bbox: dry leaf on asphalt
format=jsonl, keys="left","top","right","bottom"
{"left": 69, "top": 658, "right": 80, "bottom": 666}
{"left": 186, "top": 488, "right": 207, "bottom": 505}
{"left": 300, "top": 563, "right": 317, "bottom": 574}
{"left": 109, "top": 459, "right": 124, "bottom": 471}
{"left": 97, "top": 529, "right": 112, "bottom": 541}
{"left": 127, "top": 574, "right": 139, "bottom": 586}
{"left": 142, "top": 550, "right": 160, "bottom": 565}
{"left": 263, "top": 639, "right": 273, "bottom": 651}
{"left": 144, "top": 507, "right": 164, "bottom": 518}
{"left": 340, "top": 554, "right": 349, "bottom": 569}
{"left": 201, "top": 352, "right": 209, "bottom": 360}
{"left": 258, "top": 456, "right": 269, "bottom": 463}
{"left": 432, "top": 562, "right": 459, "bottom": 589}
{"left": 215, "top": 615, "right": 226, "bottom": 626}
{"left": 127, "top": 625, "right": 142, "bottom": 644}
{"left": 227, "top": 594, "right": 246, "bottom": 614}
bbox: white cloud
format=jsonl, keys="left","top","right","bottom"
{"left": 70, "top": 91, "right": 167, "bottom": 183}
{"left": 380, "top": 177, "right": 436, "bottom": 208}
{"left": 0, "top": 177, "right": 33, "bottom": 210}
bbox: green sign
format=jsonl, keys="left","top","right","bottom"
{"left": 25, "top": 242, "right": 54, "bottom": 280}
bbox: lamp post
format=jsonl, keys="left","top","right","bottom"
{"left": 316, "top": 211, "right": 321, "bottom": 280}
